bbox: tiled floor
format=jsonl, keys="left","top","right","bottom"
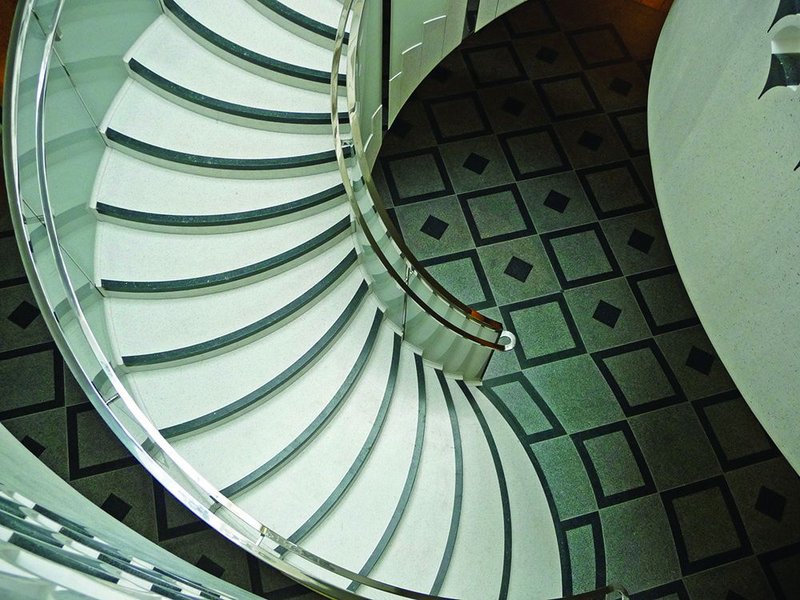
{"left": 373, "top": 0, "right": 800, "bottom": 598}
{"left": 1, "top": 1, "right": 799, "bottom": 599}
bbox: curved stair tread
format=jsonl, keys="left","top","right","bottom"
{"left": 96, "top": 206, "right": 350, "bottom": 293}
{"left": 170, "top": 304, "right": 384, "bottom": 489}
{"left": 92, "top": 149, "right": 346, "bottom": 222}
{"left": 104, "top": 81, "right": 337, "bottom": 161}
{"left": 156, "top": 279, "right": 370, "bottom": 437}
{"left": 164, "top": 0, "right": 346, "bottom": 87}
{"left": 121, "top": 249, "right": 358, "bottom": 367}
{"left": 104, "top": 238, "right": 354, "bottom": 359}
{"left": 232, "top": 327, "right": 399, "bottom": 538}
{"left": 247, "top": 0, "right": 347, "bottom": 43}
{"left": 285, "top": 348, "right": 422, "bottom": 579}
{"left": 126, "top": 16, "right": 346, "bottom": 117}
{"left": 120, "top": 274, "right": 368, "bottom": 432}
{"left": 128, "top": 58, "right": 349, "bottom": 128}
{"left": 364, "top": 367, "right": 460, "bottom": 596}
{"left": 436, "top": 379, "right": 506, "bottom": 600}
{"left": 477, "top": 389, "right": 562, "bottom": 599}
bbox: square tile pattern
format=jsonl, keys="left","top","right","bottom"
{"left": 2, "top": 2, "right": 799, "bottom": 600}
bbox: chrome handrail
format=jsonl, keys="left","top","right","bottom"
{"left": 331, "top": 0, "right": 515, "bottom": 354}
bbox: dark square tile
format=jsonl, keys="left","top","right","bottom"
{"left": 755, "top": 486, "right": 787, "bottom": 522}
{"left": 499, "top": 126, "right": 571, "bottom": 180}
{"left": 537, "top": 46, "right": 559, "bottom": 64}
{"left": 381, "top": 100, "right": 439, "bottom": 155}
{"left": 629, "top": 267, "right": 700, "bottom": 335}
{"left": 381, "top": 148, "right": 454, "bottom": 205}
{"left": 196, "top": 555, "right": 225, "bottom": 578}
{"left": 662, "top": 477, "right": 752, "bottom": 576}
{"left": 391, "top": 118, "right": 413, "bottom": 139}
{"left": 462, "top": 42, "right": 527, "bottom": 87}
{"left": 514, "top": 32, "right": 583, "bottom": 80}
{"left": 478, "top": 237, "right": 560, "bottom": 305}
{"left": 101, "top": 493, "right": 132, "bottom": 522}
{"left": 499, "top": 293, "right": 585, "bottom": 369}
{"left": 694, "top": 392, "right": 779, "bottom": 471}
{"left": 565, "top": 278, "right": 650, "bottom": 352}
{"left": 628, "top": 228, "right": 655, "bottom": 253}
{"left": 502, "top": 96, "right": 525, "bottom": 116}
{"left": 440, "top": 136, "right": 515, "bottom": 193}
{"left": 505, "top": 256, "right": 533, "bottom": 283}
{"left": 578, "top": 161, "right": 652, "bottom": 218}
{"left": 600, "top": 211, "right": 675, "bottom": 275}
{"left": 483, "top": 372, "right": 564, "bottom": 443}
{"left": 609, "top": 77, "right": 633, "bottom": 96}
{"left": 573, "top": 420, "right": 656, "bottom": 508}
{"left": 535, "top": 73, "right": 602, "bottom": 121}
{"left": 541, "top": 223, "right": 622, "bottom": 289}
{"left": 686, "top": 346, "right": 715, "bottom": 375}
{"left": 477, "top": 81, "right": 549, "bottom": 133}
{"left": 463, "top": 152, "right": 490, "bottom": 174}
{"left": 593, "top": 339, "right": 684, "bottom": 417}
{"left": 460, "top": 184, "right": 535, "bottom": 246}
{"left": 656, "top": 328, "right": 735, "bottom": 400}
{"left": 578, "top": 130, "right": 604, "bottom": 151}
{"left": 431, "top": 66, "right": 452, "bottom": 83}
{"left": 519, "top": 173, "right": 597, "bottom": 233}
{"left": 587, "top": 64, "right": 649, "bottom": 113}
{"left": 567, "top": 24, "right": 632, "bottom": 68}
{"left": 592, "top": 300, "right": 621, "bottom": 328}
{"left": 8, "top": 300, "right": 40, "bottom": 329}
{"left": 420, "top": 215, "right": 449, "bottom": 240}
{"left": 424, "top": 92, "right": 492, "bottom": 143}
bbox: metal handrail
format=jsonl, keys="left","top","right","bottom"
{"left": 331, "top": 0, "right": 516, "bottom": 354}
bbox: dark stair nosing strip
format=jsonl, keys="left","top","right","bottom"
{"left": 105, "top": 128, "right": 350, "bottom": 172}
{"left": 101, "top": 216, "right": 350, "bottom": 294}
{"left": 0, "top": 511, "right": 63, "bottom": 549}
{"left": 457, "top": 381, "right": 512, "bottom": 600}
{"left": 128, "top": 59, "right": 349, "bottom": 126}
{"left": 0, "top": 496, "right": 27, "bottom": 519}
{"left": 96, "top": 182, "right": 346, "bottom": 229}
{"left": 122, "top": 250, "right": 358, "bottom": 367}
{"left": 98, "top": 553, "right": 183, "bottom": 594}
{"left": 254, "top": 0, "right": 347, "bottom": 43}
{"left": 160, "top": 281, "right": 370, "bottom": 439}
{"left": 430, "top": 370, "right": 463, "bottom": 596}
{"left": 348, "top": 353, "right": 427, "bottom": 592}
{"left": 10, "top": 533, "right": 119, "bottom": 585}
{"left": 221, "top": 308, "right": 383, "bottom": 498}
{"left": 163, "top": 0, "right": 346, "bottom": 87}
{"left": 280, "top": 334, "right": 402, "bottom": 553}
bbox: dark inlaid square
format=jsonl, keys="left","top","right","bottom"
{"left": 578, "top": 130, "right": 604, "bottom": 151}
{"left": 755, "top": 486, "right": 787, "bottom": 522}
{"left": 544, "top": 190, "right": 570, "bottom": 213}
{"left": 593, "top": 339, "right": 684, "bottom": 417}
{"left": 499, "top": 126, "right": 571, "bottom": 180}
{"left": 502, "top": 96, "right": 526, "bottom": 116}
{"left": 420, "top": 215, "right": 449, "bottom": 240}
{"left": 505, "top": 256, "right": 533, "bottom": 282}
{"left": 567, "top": 25, "right": 631, "bottom": 68}
{"left": 8, "top": 300, "right": 40, "bottom": 329}
{"left": 391, "top": 117, "right": 413, "bottom": 139}
{"left": 592, "top": 300, "right": 621, "bottom": 328}
{"left": 573, "top": 420, "right": 656, "bottom": 507}
{"left": 686, "top": 346, "right": 715, "bottom": 375}
{"left": 609, "top": 77, "right": 633, "bottom": 96}
{"left": 500, "top": 293, "right": 585, "bottom": 369}
{"left": 662, "top": 477, "right": 752, "bottom": 576}
{"left": 101, "top": 493, "right": 132, "bottom": 522}
{"left": 541, "top": 223, "right": 622, "bottom": 289}
{"left": 462, "top": 42, "right": 527, "bottom": 87}
{"left": 463, "top": 152, "right": 490, "bottom": 174}
{"left": 628, "top": 228, "right": 655, "bottom": 254}
{"left": 195, "top": 555, "right": 225, "bottom": 578}
{"left": 537, "top": 46, "right": 559, "bottom": 64}
{"left": 431, "top": 66, "right": 452, "bottom": 83}
{"left": 535, "top": 73, "right": 602, "bottom": 121}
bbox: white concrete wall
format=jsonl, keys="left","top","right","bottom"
{"left": 649, "top": 0, "right": 800, "bottom": 472}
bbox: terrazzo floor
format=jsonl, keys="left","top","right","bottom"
{"left": 1, "top": 0, "right": 799, "bottom": 599}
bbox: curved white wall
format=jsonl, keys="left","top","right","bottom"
{"left": 649, "top": 0, "right": 800, "bottom": 472}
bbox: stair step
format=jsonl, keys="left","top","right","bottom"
{"left": 245, "top": 0, "right": 347, "bottom": 45}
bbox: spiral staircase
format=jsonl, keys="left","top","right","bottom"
{"left": 4, "top": 0, "right": 629, "bottom": 598}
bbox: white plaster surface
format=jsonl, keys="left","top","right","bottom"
{"left": 649, "top": 0, "right": 800, "bottom": 471}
